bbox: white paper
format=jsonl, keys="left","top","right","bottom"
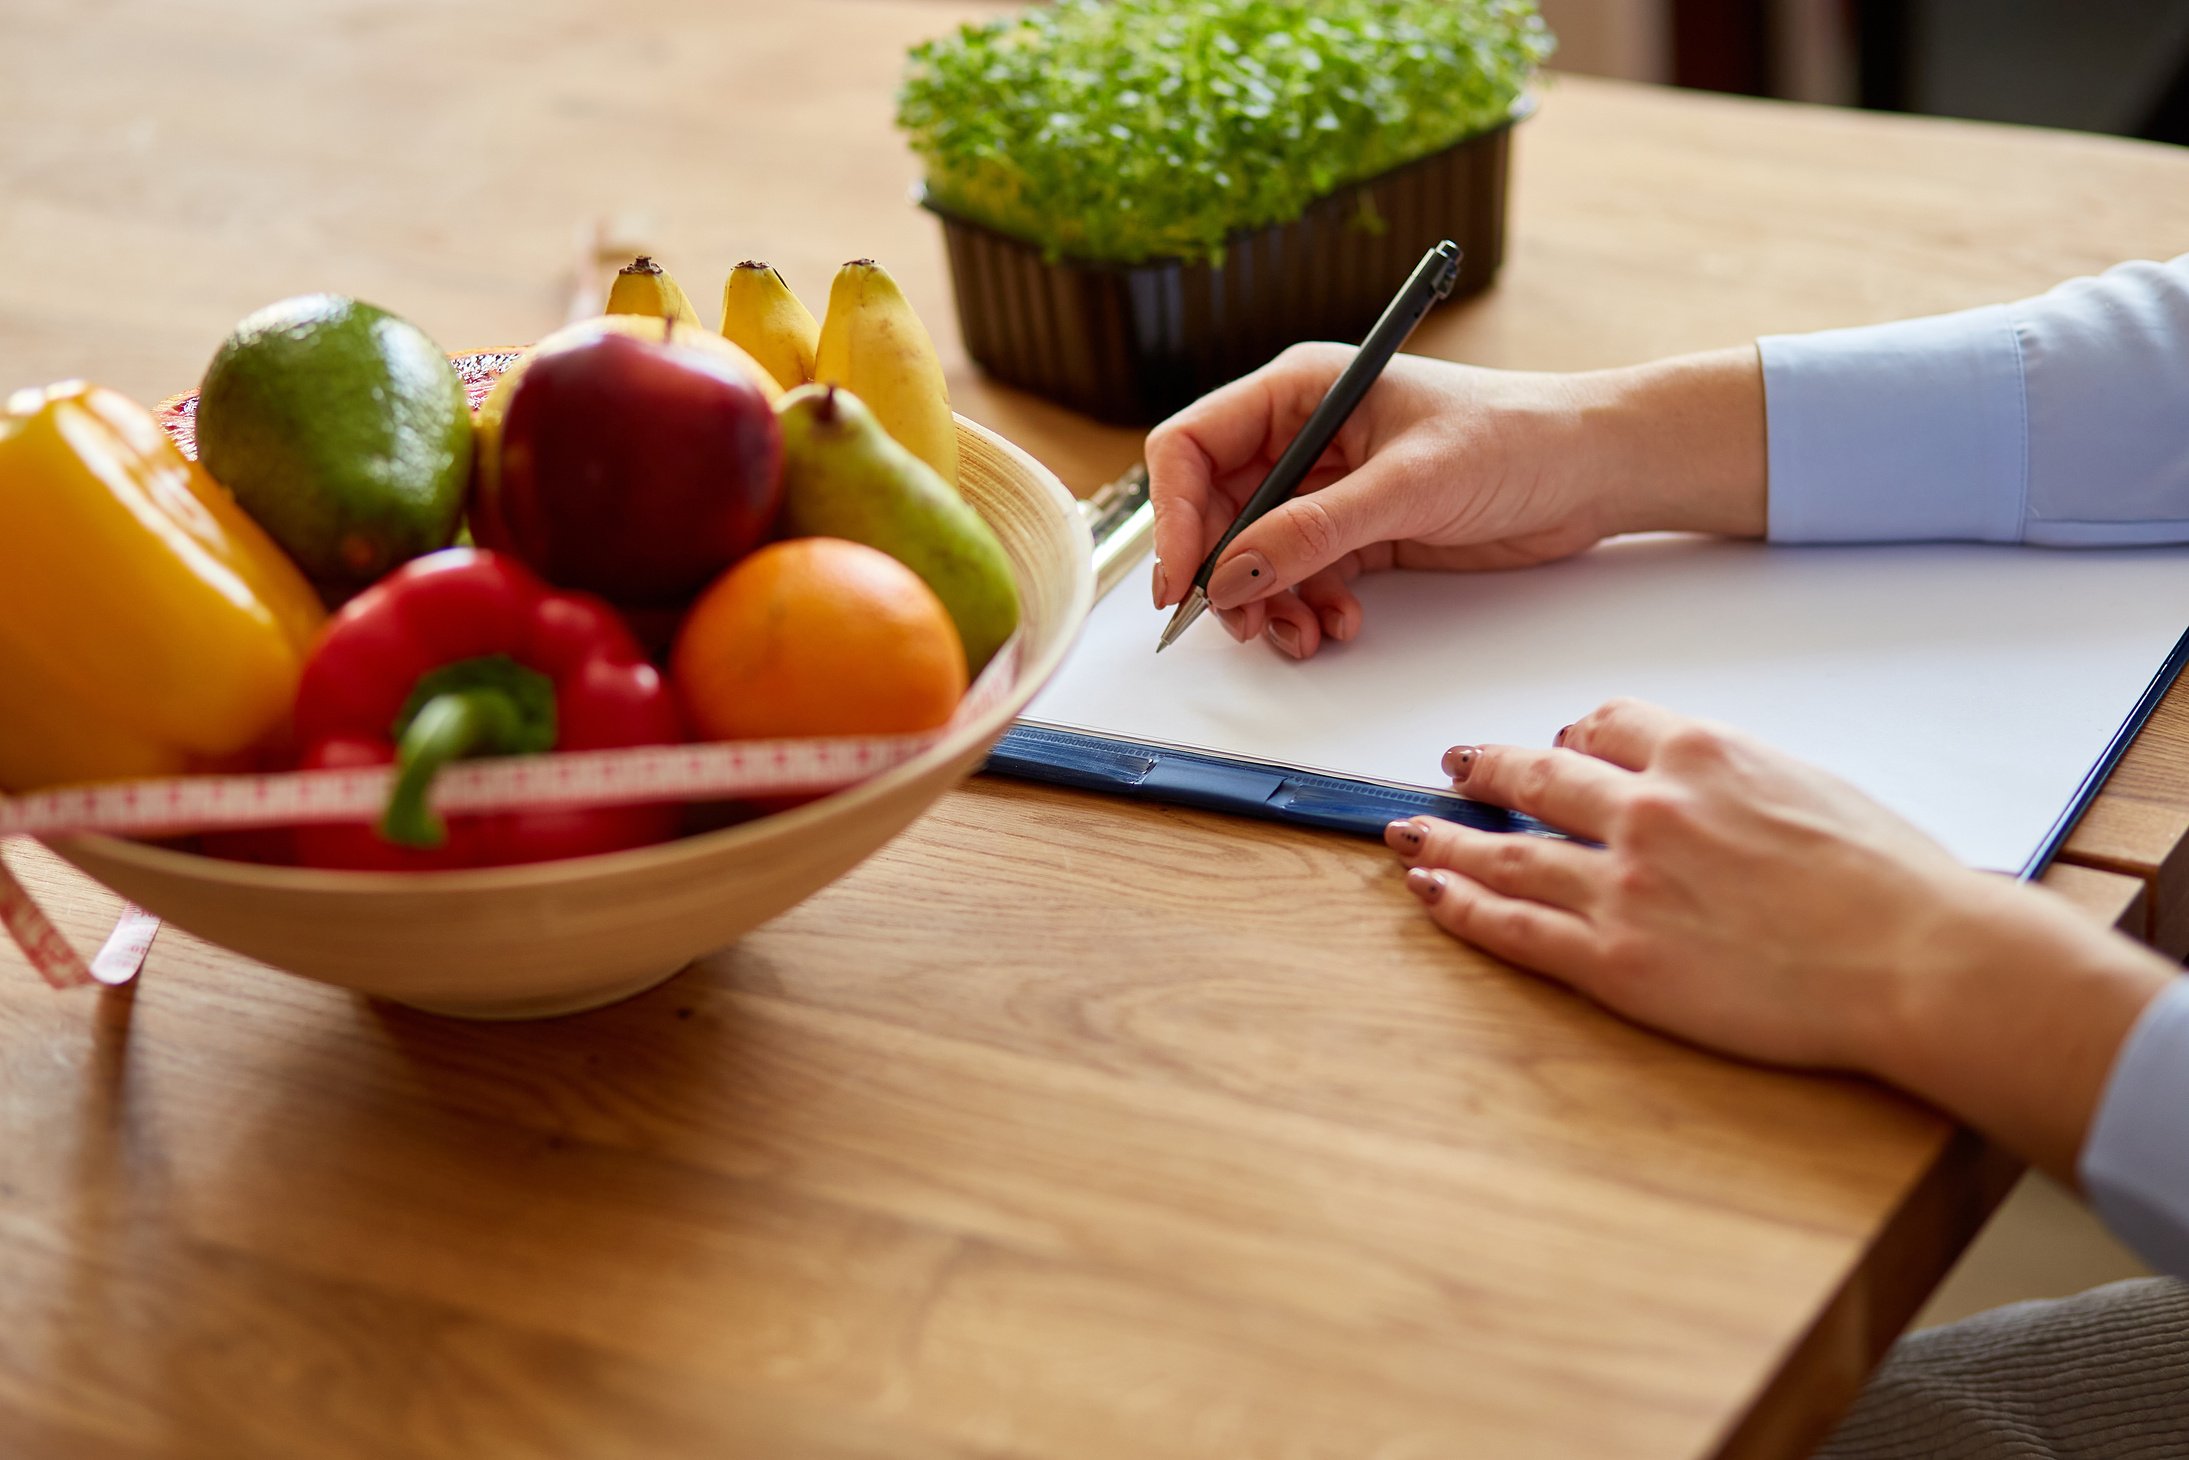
{"left": 1023, "top": 536, "right": 2189, "bottom": 871}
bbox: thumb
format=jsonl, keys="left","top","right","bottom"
{"left": 1203, "top": 462, "right": 1405, "bottom": 610}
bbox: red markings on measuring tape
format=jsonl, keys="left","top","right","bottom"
{"left": 0, "top": 862, "right": 95, "bottom": 988}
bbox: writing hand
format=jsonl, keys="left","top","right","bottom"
{"left": 1146, "top": 345, "right": 1767, "bottom": 658}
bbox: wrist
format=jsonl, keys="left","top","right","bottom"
{"left": 1568, "top": 347, "right": 1769, "bottom": 540}
{"left": 1867, "top": 876, "right": 2175, "bottom": 1180}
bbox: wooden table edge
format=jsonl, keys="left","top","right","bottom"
{"left": 2057, "top": 673, "right": 2189, "bottom": 957}
{"left": 1710, "top": 1129, "right": 2024, "bottom": 1460}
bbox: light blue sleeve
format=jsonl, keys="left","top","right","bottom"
{"left": 1760, "top": 254, "right": 2189, "bottom": 545}
{"left": 2081, "top": 979, "right": 2189, "bottom": 1279}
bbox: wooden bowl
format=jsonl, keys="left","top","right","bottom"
{"left": 50, "top": 418, "right": 1094, "bottom": 1019}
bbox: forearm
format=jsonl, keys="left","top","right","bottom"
{"left": 1871, "top": 878, "right": 2176, "bottom": 1186}
{"left": 1566, "top": 346, "right": 1768, "bottom": 540}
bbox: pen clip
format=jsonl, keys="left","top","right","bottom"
{"left": 1428, "top": 239, "right": 1463, "bottom": 299}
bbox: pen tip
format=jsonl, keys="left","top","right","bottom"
{"left": 1155, "top": 587, "right": 1205, "bottom": 653}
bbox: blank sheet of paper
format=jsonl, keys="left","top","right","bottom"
{"left": 1022, "top": 537, "right": 2189, "bottom": 871}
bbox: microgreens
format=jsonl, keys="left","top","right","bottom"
{"left": 898, "top": 0, "right": 1552, "bottom": 265}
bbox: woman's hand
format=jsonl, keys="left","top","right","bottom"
{"left": 1387, "top": 698, "right": 2176, "bottom": 1182}
{"left": 1145, "top": 344, "right": 1768, "bottom": 658}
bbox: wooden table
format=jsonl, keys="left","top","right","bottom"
{"left": 4, "top": 4, "right": 2187, "bottom": 1456}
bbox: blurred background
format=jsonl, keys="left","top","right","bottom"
{"left": 1542, "top": 0, "right": 2189, "bottom": 144}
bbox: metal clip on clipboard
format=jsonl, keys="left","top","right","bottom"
{"left": 979, "top": 465, "right": 1549, "bottom": 841}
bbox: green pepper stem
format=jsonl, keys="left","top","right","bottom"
{"left": 376, "top": 655, "right": 559, "bottom": 850}
{"left": 381, "top": 689, "right": 525, "bottom": 849}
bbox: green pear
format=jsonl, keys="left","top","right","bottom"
{"left": 774, "top": 384, "right": 1019, "bottom": 674}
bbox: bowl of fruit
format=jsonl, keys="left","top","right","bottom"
{"left": 4, "top": 257, "right": 1093, "bottom": 1018}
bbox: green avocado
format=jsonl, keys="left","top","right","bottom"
{"left": 196, "top": 294, "right": 470, "bottom": 591}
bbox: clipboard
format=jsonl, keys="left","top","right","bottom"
{"left": 983, "top": 464, "right": 2189, "bottom": 877}
{"left": 983, "top": 464, "right": 1559, "bottom": 841}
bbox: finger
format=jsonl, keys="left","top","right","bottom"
{"left": 1159, "top": 451, "right": 1347, "bottom": 611}
{"left": 1205, "top": 456, "right": 1410, "bottom": 611}
{"left": 1168, "top": 494, "right": 1273, "bottom": 622}
{"left": 1386, "top": 818, "right": 1604, "bottom": 912}
{"left": 1557, "top": 698, "right": 1691, "bottom": 772}
{"left": 1212, "top": 458, "right": 1347, "bottom": 514}
{"left": 1443, "top": 743, "right": 1632, "bottom": 842}
{"left": 1145, "top": 351, "right": 1348, "bottom": 607}
{"left": 1173, "top": 462, "right": 1350, "bottom": 616}
{"left": 1293, "top": 564, "right": 1362, "bottom": 644}
{"left": 1197, "top": 495, "right": 1238, "bottom": 563}
{"left": 1404, "top": 867, "right": 1598, "bottom": 983}
{"left": 1145, "top": 402, "right": 1251, "bottom": 608}
{"left": 1213, "top": 596, "right": 1273, "bottom": 643}
{"left": 1260, "top": 593, "right": 1321, "bottom": 660}
{"left": 1160, "top": 494, "right": 1248, "bottom": 614}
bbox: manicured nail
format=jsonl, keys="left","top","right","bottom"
{"left": 1385, "top": 818, "right": 1425, "bottom": 854}
{"left": 1151, "top": 560, "right": 1169, "bottom": 609}
{"left": 1406, "top": 867, "right": 1447, "bottom": 903}
{"left": 1207, "top": 550, "right": 1273, "bottom": 610}
{"left": 1320, "top": 608, "right": 1347, "bottom": 642}
{"left": 1267, "top": 619, "right": 1302, "bottom": 657}
{"left": 1554, "top": 723, "right": 1573, "bottom": 747}
{"left": 1217, "top": 608, "right": 1250, "bottom": 643}
{"left": 1442, "top": 745, "right": 1480, "bottom": 783}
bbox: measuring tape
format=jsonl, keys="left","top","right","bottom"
{"left": 2, "top": 639, "right": 1020, "bottom": 991}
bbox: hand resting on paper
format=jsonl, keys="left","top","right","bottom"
{"left": 1145, "top": 343, "right": 1767, "bottom": 658}
{"left": 1384, "top": 696, "right": 2174, "bottom": 1187}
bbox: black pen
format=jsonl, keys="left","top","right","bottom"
{"left": 1156, "top": 239, "right": 1464, "bottom": 652}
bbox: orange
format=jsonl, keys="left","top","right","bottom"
{"left": 673, "top": 537, "right": 969, "bottom": 739}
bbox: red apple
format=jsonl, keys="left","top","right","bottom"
{"left": 476, "top": 330, "right": 783, "bottom": 608}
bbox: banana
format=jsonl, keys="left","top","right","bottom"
{"left": 814, "top": 258, "right": 958, "bottom": 489}
{"left": 605, "top": 256, "right": 704, "bottom": 328}
{"left": 719, "top": 261, "right": 820, "bottom": 392}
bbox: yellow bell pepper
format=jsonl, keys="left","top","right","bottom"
{"left": 0, "top": 381, "right": 326, "bottom": 790}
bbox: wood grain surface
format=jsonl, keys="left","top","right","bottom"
{"left": 3, "top": 2, "right": 2188, "bottom": 1456}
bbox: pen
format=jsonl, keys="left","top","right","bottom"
{"left": 1156, "top": 238, "right": 1464, "bottom": 653}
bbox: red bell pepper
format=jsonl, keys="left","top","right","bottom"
{"left": 291, "top": 548, "right": 683, "bottom": 870}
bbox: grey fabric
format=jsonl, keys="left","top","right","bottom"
{"left": 1816, "top": 1279, "right": 2189, "bottom": 1459}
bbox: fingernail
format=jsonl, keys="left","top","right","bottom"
{"left": 1151, "top": 560, "right": 1169, "bottom": 609}
{"left": 1320, "top": 609, "right": 1347, "bottom": 642}
{"left": 1406, "top": 867, "right": 1446, "bottom": 903}
{"left": 1442, "top": 745, "right": 1480, "bottom": 783}
{"left": 1267, "top": 620, "right": 1302, "bottom": 657}
{"left": 1207, "top": 550, "right": 1273, "bottom": 610}
{"left": 1554, "top": 723, "right": 1573, "bottom": 747}
{"left": 1218, "top": 608, "right": 1249, "bottom": 643}
{"left": 1385, "top": 818, "right": 1425, "bottom": 854}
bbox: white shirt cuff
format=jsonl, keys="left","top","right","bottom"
{"left": 2082, "top": 977, "right": 2189, "bottom": 1279}
{"left": 1760, "top": 304, "right": 2029, "bottom": 544}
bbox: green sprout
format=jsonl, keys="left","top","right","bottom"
{"left": 898, "top": 0, "right": 1553, "bottom": 266}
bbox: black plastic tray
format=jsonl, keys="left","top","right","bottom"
{"left": 922, "top": 105, "right": 1526, "bottom": 425}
